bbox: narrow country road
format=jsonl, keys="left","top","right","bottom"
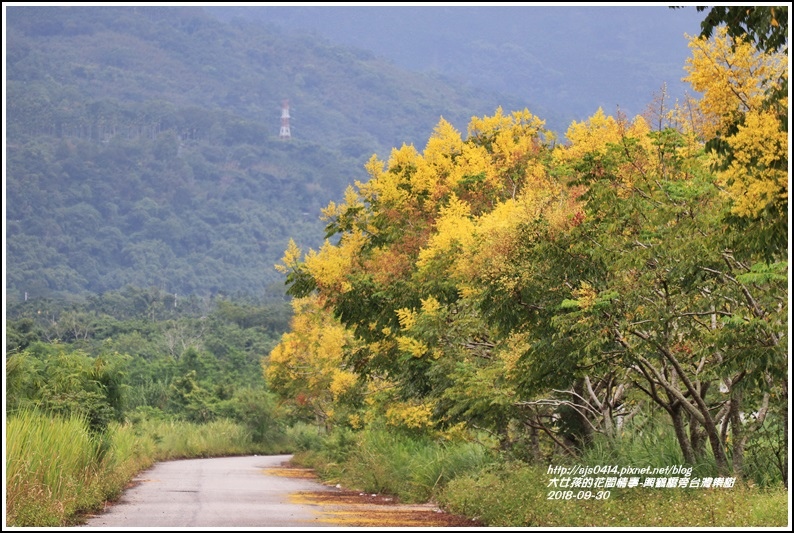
{"left": 80, "top": 454, "right": 480, "bottom": 528}
{"left": 81, "top": 454, "right": 336, "bottom": 527}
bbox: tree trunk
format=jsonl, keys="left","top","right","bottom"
{"left": 573, "top": 379, "right": 595, "bottom": 446}
{"left": 670, "top": 402, "right": 696, "bottom": 464}
{"left": 689, "top": 415, "right": 708, "bottom": 459}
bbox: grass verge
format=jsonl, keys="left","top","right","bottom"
{"left": 436, "top": 462, "right": 789, "bottom": 527}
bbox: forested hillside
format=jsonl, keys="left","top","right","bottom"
{"left": 5, "top": 6, "right": 525, "bottom": 301}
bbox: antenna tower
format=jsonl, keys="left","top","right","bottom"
{"left": 279, "top": 99, "right": 291, "bottom": 139}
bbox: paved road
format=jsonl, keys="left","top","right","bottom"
{"left": 82, "top": 454, "right": 337, "bottom": 527}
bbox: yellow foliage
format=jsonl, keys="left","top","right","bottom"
{"left": 462, "top": 198, "right": 523, "bottom": 286}
{"left": 467, "top": 107, "right": 548, "bottom": 196}
{"left": 321, "top": 185, "right": 365, "bottom": 222}
{"left": 554, "top": 109, "right": 655, "bottom": 195}
{"left": 388, "top": 143, "right": 422, "bottom": 172}
{"left": 718, "top": 107, "right": 788, "bottom": 218}
{"left": 464, "top": 180, "right": 560, "bottom": 280}
{"left": 468, "top": 107, "right": 546, "bottom": 142}
{"left": 348, "top": 413, "right": 363, "bottom": 429}
{"left": 364, "top": 154, "right": 386, "bottom": 184}
{"left": 684, "top": 27, "right": 784, "bottom": 138}
{"left": 411, "top": 162, "right": 442, "bottom": 199}
{"left": 305, "top": 108, "right": 557, "bottom": 321}
{"left": 626, "top": 115, "right": 653, "bottom": 148}
{"left": 395, "top": 307, "right": 417, "bottom": 331}
{"left": 499, "top": 332, "right": 530, "bottom": 379}
{"left": 417, "top": 194, "right": 475, "bottom": 268}
{"left": 385, "top": 401, "right": 434, "bottom": 429}
{"left": 439, "top": 422, "right": 470, "bottom": 442}
{"left": 356, "top": 144, "right": 423, "bottom": 208}
{"left": 556, "top": 108, "right": 622, "bottom": 161}
{"left": 272, "top": 108, "right": 582, "bottom": 434}
{"left": 418, "top": 118, "right": 465, "bottom": 195}
{"left": 275, "top": 238, "right": 302, "bottom": 274}
{"left": 572, "top": 281, "right": 597, "bottom": 310}
{"left": 420, "top": 295, "right": 442, "bottom": 316}
{"left": 367, "top": 167, "right": 410, "bottom": 207}
{"left": 396, "top": 336, "right": 428, "bottom": 358}
{"left": 265, "top": 295, "right": 353, "bottom": 420}
{"left": 303, "top": 230, "right": 366, "bottom": 294}
{"left": 683, "top": 26, "right": 788, "bottom": 219}
{"left": 329, "top": 369, "right": 358, "bottom": 401}
{"left": 446, "top": 142, "right": 493, "bottom": 190}
{"left": 424, "top": 118, "right": 464, "bottom": 162}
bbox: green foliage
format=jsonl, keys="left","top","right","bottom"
{"left": 695, "top": 5, "right": 788, "bottom": 54}
{"left": 5, "top": 317, "right": 42, "bottom": 353}
{"left": 285, "top": 422, "right": 326, "bottom": 452}
{"left": 215, "top": 387, "right": 285, "bottom": 444}
{"left": 6, "top": 289, "right": 291, "bottom": 437}
{"left": 6, "top": 345, "right": 129, "bottom": 433}
{"left": 734, "top": 261, "right": 788, "bottom": 285}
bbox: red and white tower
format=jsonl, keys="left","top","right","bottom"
{"left": 279, "top": 99, "right": 291, "bottom": 139}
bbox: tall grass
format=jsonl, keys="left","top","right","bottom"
{"left": 295, "top": 427, "right": 494, "bottom": 502}
{"left": 5, "top": 410, "right": 289, "bottom": 527}
{"left": 6, "top": 409, "right": 108, "bottom": 526}
{"left": 135, "top": 417, "right": 262, "bottom": 459}
{"left": 579, "top": 421, "right": 719, "bottom": 478}
{"left": 578, "top": 414, "right": 783, "bottom": 485}
{"left": 283, "top": 421, "right": 326, "bottom": 452}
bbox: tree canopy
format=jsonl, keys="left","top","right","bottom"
{"left": 269, "top": 26, "right": 788, "bottom": 484}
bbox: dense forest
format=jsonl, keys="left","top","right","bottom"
{"left": 6, "top": 287, "right": 290, "bottom": 431}
{"left": 5, "top": 6, "right": 528, "bottom": 301}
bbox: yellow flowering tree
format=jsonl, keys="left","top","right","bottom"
{"left": 683, "top": 26, "right": 788, "bottom": 257}
{"left": 265, "top": 295, "right": 359, "bottom": 428}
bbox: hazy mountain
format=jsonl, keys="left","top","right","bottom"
{"left": 205, "top": 5, "right": 707, "bottom": 132}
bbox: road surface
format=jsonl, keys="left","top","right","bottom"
{"left": 82, "top": 454, "right": 337, "bottom": 527}
{"left": 81, "top": 454, "right": 479, "bottom": 528}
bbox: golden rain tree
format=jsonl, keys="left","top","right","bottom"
{"left": 265, "top": 294, "right": 359, "bottom": 428}
{"left": 683, "top": 25, "right": 788, "bottom": 258}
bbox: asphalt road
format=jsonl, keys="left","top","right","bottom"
{"left": 81, "top": 454, "right": 337, "bottom": 528}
